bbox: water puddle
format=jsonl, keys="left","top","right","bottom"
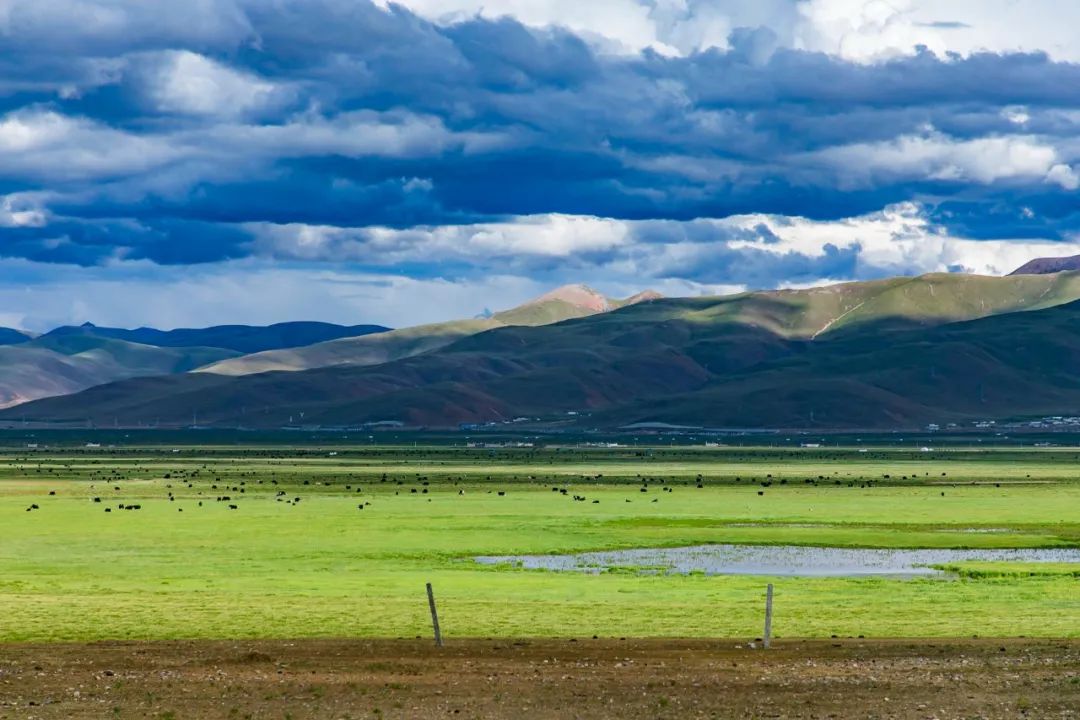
{"left": 475, "top": 545, "right": 1080, "bottom": 577}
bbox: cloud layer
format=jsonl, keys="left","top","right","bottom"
{"left": 1, "top": 0, "right": 1079, "bottom": 328}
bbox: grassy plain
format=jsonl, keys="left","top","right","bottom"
{"left": 1, "top": 443, "right": 1078, "bottom": 643}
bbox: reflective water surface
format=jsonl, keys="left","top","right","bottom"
{"left": 475, "top": 545, "right": 1080, "bottom": 577}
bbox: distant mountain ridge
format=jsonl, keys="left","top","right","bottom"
{"left": 0, "top": 336, "right": 239, "bottom": 409}
{"left": 1010, "top": 254, "right": 1080, "bottom": 276}
{"left": 0, "top": 328, "right": 32, "bottom": 346}
{"left": 0, "top": 320, "right": 390, "bottom": 409}
{"left": 10, "top": 271, "right": 1080, "bottom": 429}
{"left": 42, "top": 321, "right": 390, "bottom": 354}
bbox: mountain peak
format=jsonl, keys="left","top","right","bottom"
{"left": 529, "top": 284, "right": 612, "bottom": 313}
{"left": 521, "top": 284, "right": 665, "bottom": 314}
{"left": 1010, "top": 254, "right": 1080, "bottom": 275}
{"left": 624, "top": 289, "right": 663, "bottom": 304}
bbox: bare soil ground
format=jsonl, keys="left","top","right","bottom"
{"left": 1, "top": 638, "right": 1077, "bottom": 719}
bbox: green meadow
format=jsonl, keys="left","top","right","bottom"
{"left": 1, "top": 444, "right": 1078, "bottom": 642}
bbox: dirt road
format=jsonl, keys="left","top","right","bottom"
{"left": 1, "top": 638, "right": 1077, "bottom": 719}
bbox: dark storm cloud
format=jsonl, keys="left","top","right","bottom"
{"left": 0, "top": 217, "right": 252, "bottom": 265}
{"left": 0, "top": 0, "right": 1079, "bottom": 287}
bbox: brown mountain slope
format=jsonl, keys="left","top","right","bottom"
{"left": 1010, "top": 254, "right": 1080, "bottom": 275}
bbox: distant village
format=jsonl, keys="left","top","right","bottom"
{"left": 927, "top": 416, "right": 1080, "bottom": 432}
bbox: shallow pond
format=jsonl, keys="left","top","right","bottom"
{"left": 475, "top": 545, "right": 1080, "bottom": 577}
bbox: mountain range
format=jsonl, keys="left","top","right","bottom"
{"left": 5, "top": 262, "right": 1080, "bottom": 430}
{"left": 40, "top": 321, "right": 390, "bottom": 354}
{"left": 0, "top": 321, "right": 388, "bottom": 409}
{"left": 0, "top": 287, "right": 644, "bottom": 411}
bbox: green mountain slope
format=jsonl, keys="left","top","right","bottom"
{"left": 620, "top": 271, "right": 1080, "bottom": 339}
{"left": 196, "top": 319, "right": 504, "bottom": 376}
{"left": 198, "top": 284, "right": 660, "bottom": 376}
{"left": 7, "top": 272, "right": 1080, "bottom": 428}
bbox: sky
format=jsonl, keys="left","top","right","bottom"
{"left": 2, "top": 0, "right": 1080, "bottom": 331}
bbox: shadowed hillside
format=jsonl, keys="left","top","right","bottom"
{"left": 603, "top": 301, "right": 1080, "bottom": 428}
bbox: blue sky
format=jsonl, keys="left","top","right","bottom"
{"left": 2, "top": 0, "right": 1080, "bottom": 330}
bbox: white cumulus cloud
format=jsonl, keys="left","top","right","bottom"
{"left": 372, "top": 0, "right": 1080, "bottom": 61}
{"left": 0, "top": 108, "right": 181, "bottom": 181}
{"left": 0, "top": 193, "right": 48, "bottom": 227}
{"left": 243, "top": 204, "right": 1080, "bottom": 287}
{"left": 141, "top": 50, "right": 285, "bottom": 118}
{"left": 808, "top": 133, "right": 1071, "bottom": 188}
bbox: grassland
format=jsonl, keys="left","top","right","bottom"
{"left": 1, "top": 443, "right": 1078, "bottom": 643}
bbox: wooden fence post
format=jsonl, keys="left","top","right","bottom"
{"left": 763, "top": 583, "right": 774, "bottom": 649}
{"left": 426, "top": 582, "right": 443, "bottom": 647}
